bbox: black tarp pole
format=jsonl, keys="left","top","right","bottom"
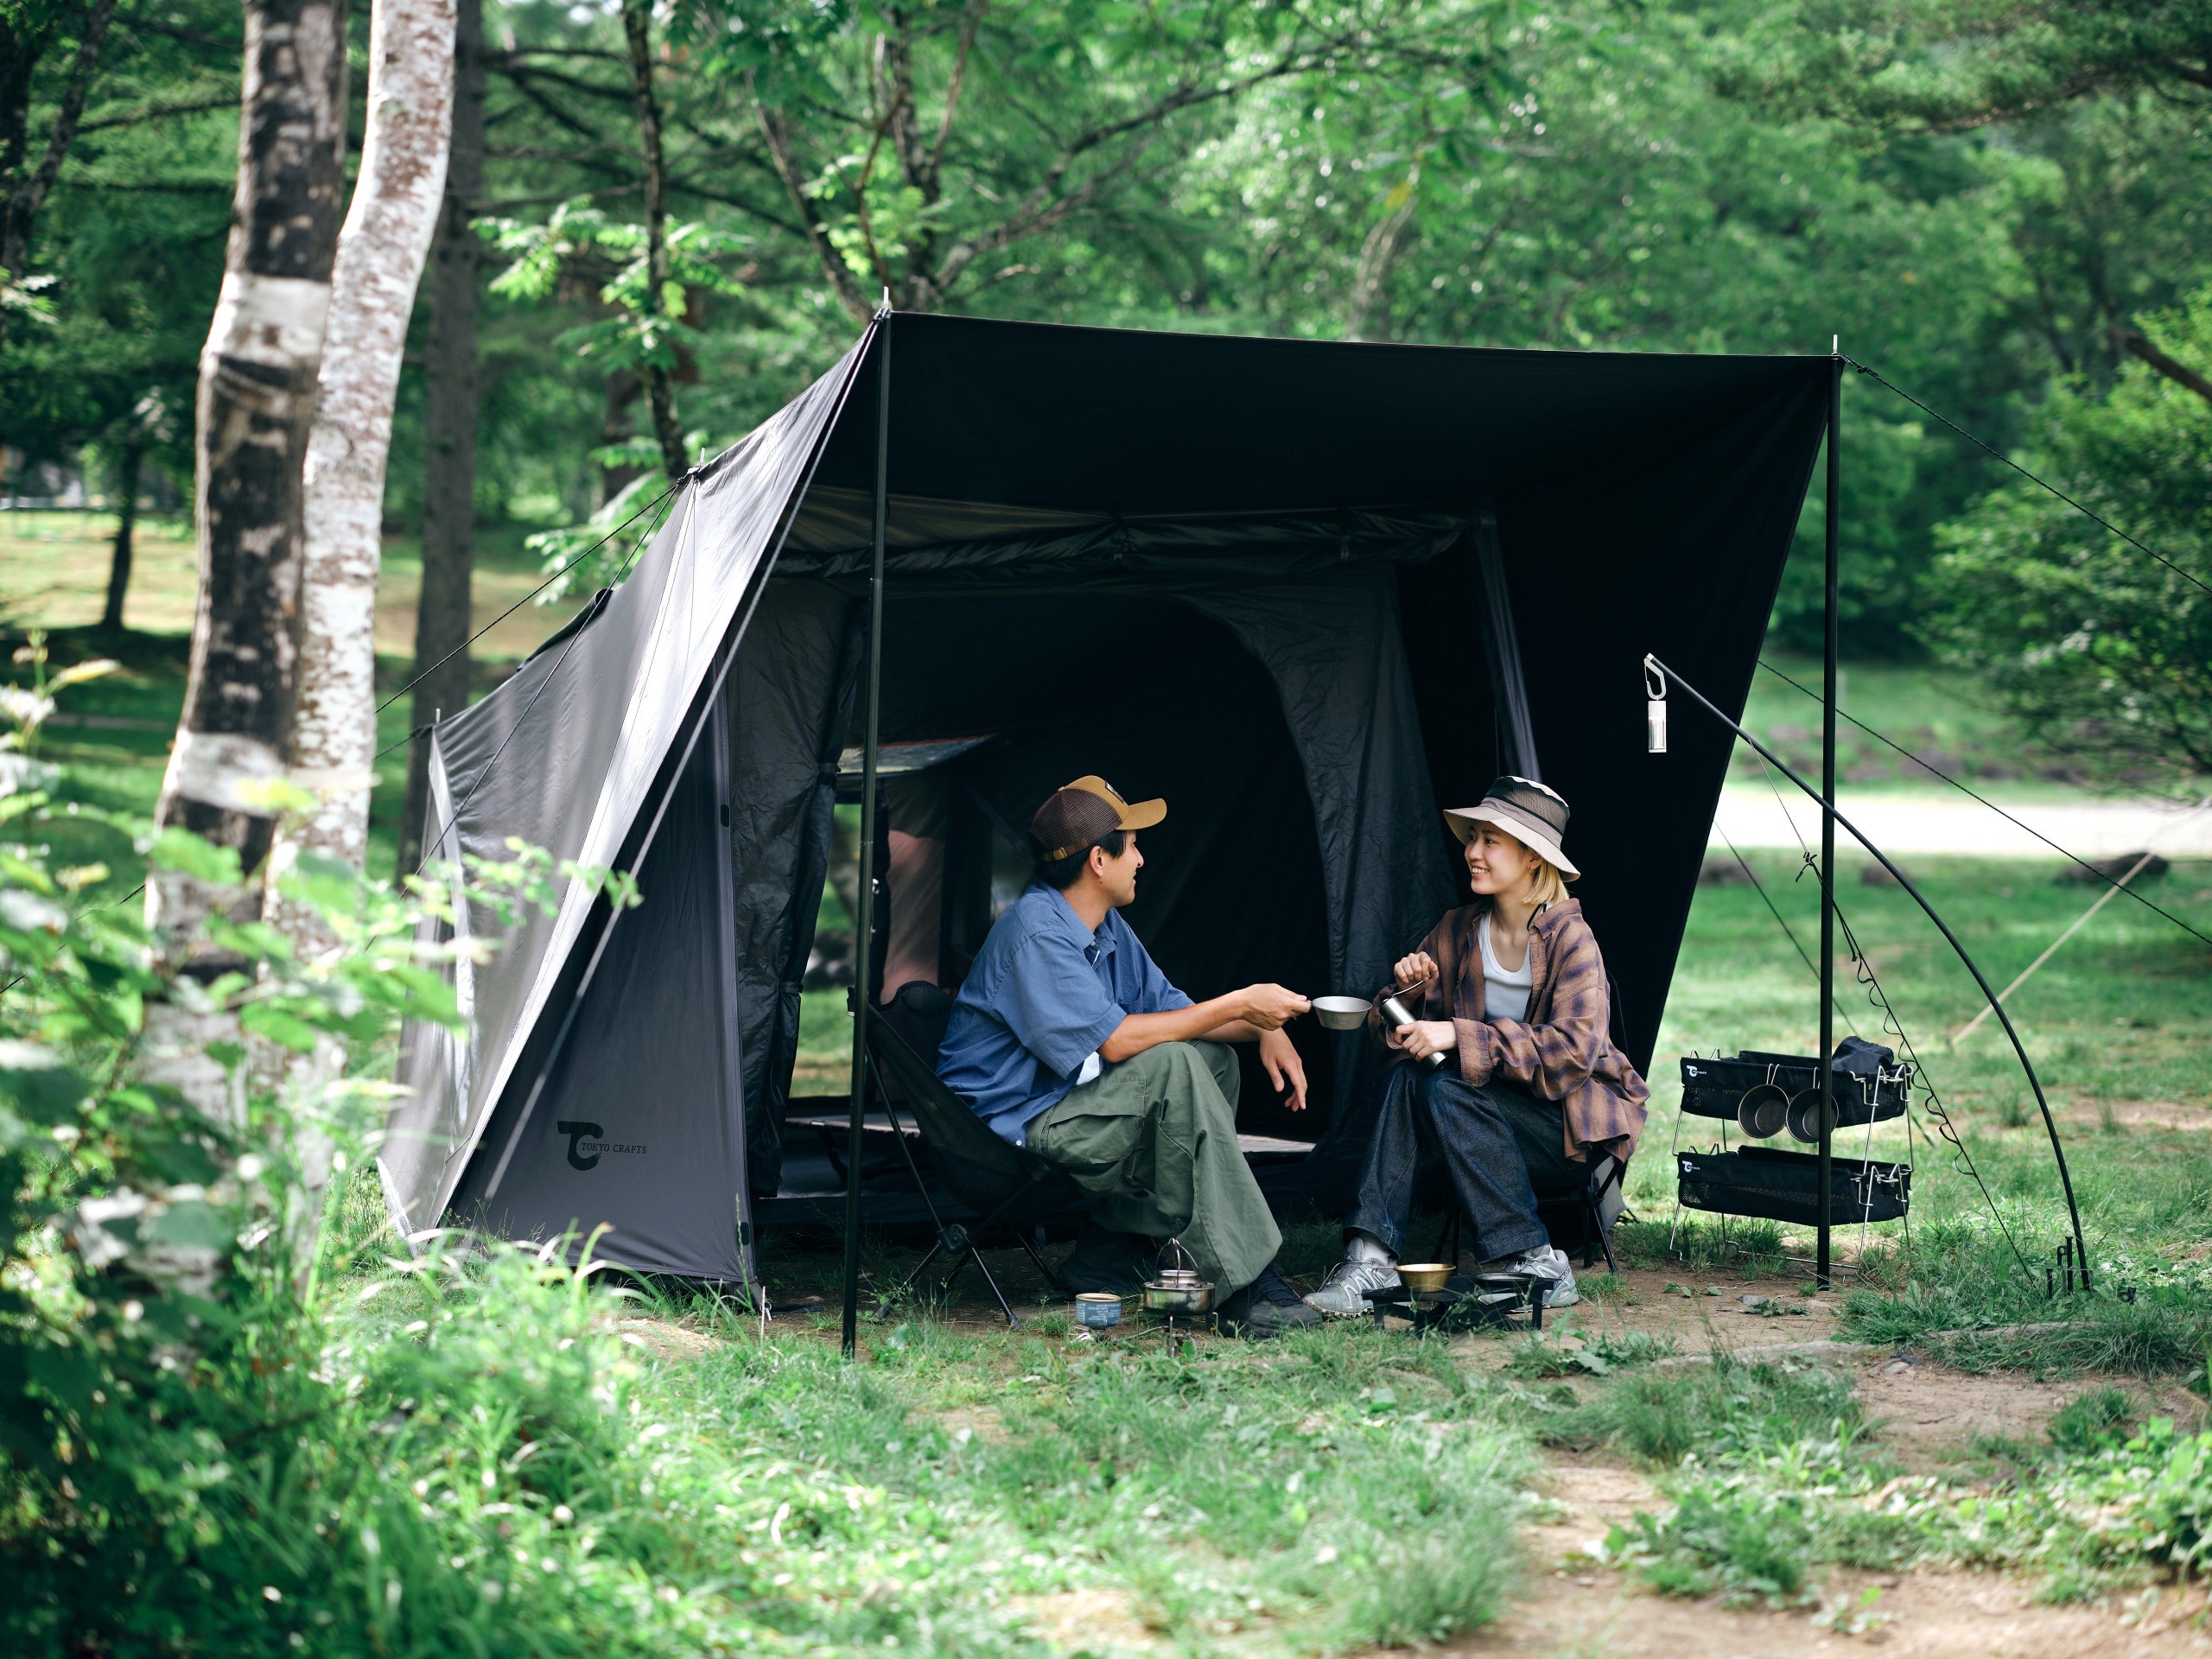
{"left": 842, "top": 310, "right": 892, "bottom": 1358}
{"left": 1818, "top": 352, "right": 1840, "bottom": 1289}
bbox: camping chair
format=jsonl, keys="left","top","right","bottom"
{"left": 863, "top": 982, "right": 1079, "bottom": 1327}
{"left": 1428, "top": 974, "right": 1635, "bottom": 1275}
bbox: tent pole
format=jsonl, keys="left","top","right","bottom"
{"left": 1818, "top": 352, "right": 1840, "bottom": 1290}
{"left": 842, "top": 311, "right": 892, "bottom": 1358}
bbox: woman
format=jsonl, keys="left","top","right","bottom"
{"left": 1305, "top": 775, "right": 1648, "bottom": 1315}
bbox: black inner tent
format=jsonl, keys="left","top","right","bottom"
{"left": 389, "top": 314, "right": 1831, "bottom": 1289}
{"left": 722, "top": 506, "right": 1466, "bottom": 1207}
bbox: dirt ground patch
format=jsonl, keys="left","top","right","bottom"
{"left": 2056, "top": 1099, "right": 2212, "bottom": 1135}
{"left": 1855, "top": 1355, "right": 2204, "bottom": 1471}
{"left": 1463, "top": 1567, "right": 2212, "bottom": 1658}
{"left": 1447, "top": 1265, "right": 1847, "bottom": 1369}
{"left": 1007, "top": 1586, "right": 1161, "bottom": 1651}
{"left": 1469, "top": 1429, "right": 2212, "bottom": 1659}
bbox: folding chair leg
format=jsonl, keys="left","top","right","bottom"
{"left": 1017, "top": 1229, "right": 1069, "bottom": 1297}
{"left": 877, "top": 1230, "right": 952, "bottom": 1319}
{"left": 961, "top": 1246, "right": 1020, "bottom": 1328}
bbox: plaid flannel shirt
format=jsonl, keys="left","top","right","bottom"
{"left": 1372, "top": 898, "right": 1649, "bottom": 1160}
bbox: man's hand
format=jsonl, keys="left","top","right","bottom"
{"left": 1258, "top": 1027, "right": 1308, "bottom": 1112}
{"left": 1237, "top": 983, "right": 1312, "bottom": 1030}
{"left": 1390, "top": 1020, "right": 1458, "bottom": 1061}
{"left": 1394, "top": 950, "right": 1439, "bottom": 991}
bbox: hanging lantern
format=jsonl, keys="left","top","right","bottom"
{"left": 1643, "top": 657, "right": 1668, "bottom": 753}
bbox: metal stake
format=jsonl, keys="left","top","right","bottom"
{"left": 842, "top": 310, "right": 893, "bottom": 1357}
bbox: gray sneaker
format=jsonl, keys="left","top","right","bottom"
{"left": 1304, "top": 1257, "right": 1402, "bottom": 1318}
{"left": 1504, "top": 1244, "right": 1579, "bottom": 1308}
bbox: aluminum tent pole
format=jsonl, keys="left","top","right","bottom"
{"left": 1818, "top": 350, "right": 1841, "bottom": 1290}
{"left": 842, "top": 310, "right": 892, "bottom": 1358}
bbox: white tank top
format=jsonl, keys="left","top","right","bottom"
{"left": 1478, "top": 913, "right": 1533, "bottom": 1024}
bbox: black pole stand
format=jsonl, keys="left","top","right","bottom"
{"left": 1818, "top": 351, "right": 1840, "bottom": 1289}
{"left": 1644, "top": 651, "right": 2094, "bottom": 1290}
{"left": 842, "top": 308, "right": 893, "bottom": 1358}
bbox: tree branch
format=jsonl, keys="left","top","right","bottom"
{"left": 3, "top": 0, "right": 120, "bottom": 276}
{"left": 74, "top": 91, "right": 238, "bottom": 136}
{"left": 927, "top": 28, "right": 1353, "bottom": 299}
{"left": 750, "top": 74, "right": 872, "bottom": 322}
{"left": 925, "top": 0, "right": 987, "bottom": 192}
{"left": 2114, "top": 324, "right": 2212, "bottom": 407}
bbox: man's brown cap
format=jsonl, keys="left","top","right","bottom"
{"left": 1029, "top": 775, "right": 1167, "bottom": 862}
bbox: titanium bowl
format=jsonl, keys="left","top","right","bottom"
{"left": 1312, "top": 995, "right": 1370, "bottom": 1032}
{"left": 1396, "top": 1262, "right": 1452, "bottom": 1294}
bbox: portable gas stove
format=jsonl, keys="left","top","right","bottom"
{"left": 1363, "top": 1271, "right": 1547, "bottom": 1336}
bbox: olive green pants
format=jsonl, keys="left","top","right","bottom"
{"left": 1027, "top": 1040, "right": 1281, "bottom": 1299}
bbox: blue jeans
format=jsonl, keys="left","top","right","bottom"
{"left": 1347, "top": 1064, "right": 1579, "bottom": 1262}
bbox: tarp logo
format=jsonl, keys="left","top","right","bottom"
{"left": 556, "top": 1122, "right": 646, "bottom": 1170}
{"left": 557, "top": 1121, "right": 602, "bottom": 1170}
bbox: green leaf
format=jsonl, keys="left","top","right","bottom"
{"left": 239, "top": 1004, "right": 321, "bottom": 1053}
{"left": 0, "top": 1040, "right": 89, "bottom": 1124}
{"left": 148, "top": 829, "right": 243, "bottom": 887}
{"left": 147, "top": 1199, "right": 238, "bottom": 1251}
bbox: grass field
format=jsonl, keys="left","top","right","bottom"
{"left": 13, "top": 534, "right": 2212, "bottom": 1651}
{"left": 1743, "top": 652, "right": 2091, "bottom": 795}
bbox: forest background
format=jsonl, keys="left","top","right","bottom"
{"left": 6, "top": 0, "right": 2211, "bottom": 850}
{"left": 5, "top": 6, "right": 2212, "bottom": 1653}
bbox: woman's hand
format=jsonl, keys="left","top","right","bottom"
{"left": 1390, "top": 1020, "right": 1458, "bottom": 1061}
{"left": 1393, "top": 950, "right": 1439, "bottom": 991}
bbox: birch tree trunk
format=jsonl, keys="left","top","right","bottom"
{"left": 398, "top": 0, "right": 485, "bottom": 876}
{"left": 280, "top": 0, "right": 454, "bottom": 909}
{"left": 144, "top": 0, "right": 348, "bottom": 1185}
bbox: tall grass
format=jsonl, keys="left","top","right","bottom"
{"left": 8, "top": 1164, "right": 1541, "bottom": 1656}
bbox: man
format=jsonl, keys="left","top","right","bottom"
{"left": 935, "top": 775, "right": 1323, "bottom": 1338}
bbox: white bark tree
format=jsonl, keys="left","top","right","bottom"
{"left": 269, "top": 0, "right": 454, "bottom": 1267}
{"left": 280, "top": 0, "right": 455, "bottom": 910}
{"left": 143, "top": 0, "right": 349, "bottom": 1294}
{"left": 149, "top": 0, "right": 349, "bottom": 1043}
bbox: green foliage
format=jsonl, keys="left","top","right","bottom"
{"left": 486, "top": 200, "right": 753, "bottom": 388}
{"left": 1927, "top": 283, "right": 2212, "bottom": 791}
{"left": 1544, "top": 1351, "right": 1860, "bottom": 1464}
{"left": 0, "top": 665, "right": 650, "bottom": 1651}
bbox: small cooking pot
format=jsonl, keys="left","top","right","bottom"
{"left": 1139, "top": 1238, "right": 1215, "bottom": 1314}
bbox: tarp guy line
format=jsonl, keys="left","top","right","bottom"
{"left": 1844, "top": 355, "right": 2212, "bottom": 603}
{"left": 377, "top": 475, "right": 685, "bottom": 716}
{"left": 1757, "top": 658, "right": 2212, "bottom": 952}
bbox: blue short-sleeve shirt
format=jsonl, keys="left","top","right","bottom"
{"left": 935, "top": 884, "right": 1193, "bottom": 1144}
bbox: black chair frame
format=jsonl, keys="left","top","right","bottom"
{"left": 862, "top": 1001, "right": 1075, "bottom": 1328}
{"left": 1430, "top": 1152, "right": 1629, "bottom": 1274}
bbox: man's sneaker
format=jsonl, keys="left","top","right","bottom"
{"left": 1217, "top": 1262, "right": 1325, "bottom": 1338}
{"left": 1060, "top": 1221, "right": 1155, "bottom": 1295}
{"left": 1503, "top": 1243, "right": 1579, "bottom": 1308}
{"left": 1303, "top": 1256, "right": 1402, "bottom": 1318}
